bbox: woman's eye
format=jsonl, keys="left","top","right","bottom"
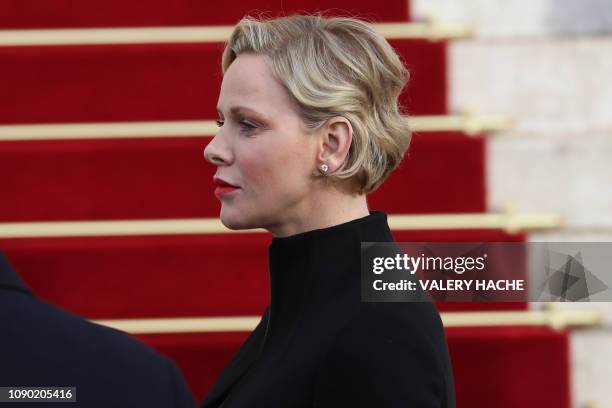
{"left": 215, "top": 119, "right": 257, "bottom": 133}
{"left": 239, "top": 121, "right": 257, "bottom": 131}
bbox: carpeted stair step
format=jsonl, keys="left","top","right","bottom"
{"left": 0, "top": 228, "right": 526, "bottom": 319}
{"left": 0, "top": 39, "right": 446, "bottom": 124}
{"left": 0, "top": 0, "right": 410, "bottom": 29}
{"left": 0, "top": 132, "right": 481, "bottom": 222}
{"left": 447, "top": 326, "right": 571, "bottom": 407}
{"left": 135, "top": 325, "right": 570, "bottom": 407}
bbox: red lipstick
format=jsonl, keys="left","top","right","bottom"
{"left": 213, "top": 176, "right": 240, "bottom": 198}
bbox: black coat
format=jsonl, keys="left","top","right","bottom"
{"left": 0, "top": 253, "right": 197, "bottom": 408}
{"left": 202, "top": 212, "right": 455, "bottom": 407}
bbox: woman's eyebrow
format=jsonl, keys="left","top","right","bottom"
{"left": 216, "top": 106, "right": 267, "bottom": 119}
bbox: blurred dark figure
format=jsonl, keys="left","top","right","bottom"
{"left": 0, "top": 253, "right": 197, "bottom": 408}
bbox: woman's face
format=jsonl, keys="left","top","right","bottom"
{"left": 204, "top": 54, "right": 321, "bottom": 233}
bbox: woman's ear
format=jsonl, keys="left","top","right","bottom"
{"left": 317, "top": 117, "right": 353, "bottom": 172}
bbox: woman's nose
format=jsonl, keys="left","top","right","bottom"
{"left": 203, "top": 135, "right": 231, "bottom": 166}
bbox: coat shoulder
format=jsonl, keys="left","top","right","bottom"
{"left": 312, "top": 301, "right": 454, "bottom": 407}
{"left": 0, "top": 291, "right": 197, "bottom": 407}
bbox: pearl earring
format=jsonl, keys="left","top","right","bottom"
{"left": 319, "top": 163, "right": 329, "bottom": 174}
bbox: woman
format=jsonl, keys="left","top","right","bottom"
{"left": 202, "top": 13, "right": 455, "bottom": 407}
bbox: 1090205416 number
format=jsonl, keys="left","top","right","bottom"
{"left": 8, "top": 388, "right": 73, "bottom": 399}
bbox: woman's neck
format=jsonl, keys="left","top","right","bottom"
{"left": 267, "top": 190, "right": 370, "bottom": 238}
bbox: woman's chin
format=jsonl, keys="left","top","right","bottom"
{"left": 219, "top": 208, "right": 253, "bottom": 231}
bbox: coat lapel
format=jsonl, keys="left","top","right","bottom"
{"left": 0, "top": 253, "right": 33, "bottom": 295}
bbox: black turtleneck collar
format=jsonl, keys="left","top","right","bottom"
{"left": 268, "top": 211, "right": 393, "bottom": 280}
{"left": 269, "top": 211, "right": 391, "bottom": 247}
{"left": 0, "top": 253, "right": 33, "bottom": 295}
{"left": 263, "top": 211, "right": 394, "bottom": 350}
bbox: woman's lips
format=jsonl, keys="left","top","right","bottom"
{"left": 213, "top": 176, "right": 240, "bottom": 198}
{"left": 214, "top": 185, "right": 240, "bottom": 198}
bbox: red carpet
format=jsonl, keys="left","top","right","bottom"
{"left": 1, "top": 228, "right": 525, "bottom": 319}
{"left": 0, "top": 0, "right": 410, "bottom": 29}
{"left": 136, "top": 326, "right": 570, "bottom": 406}
{"left": 448, "top": 326, "right": 571, "bottom": 407}
{"left": 0, "top": 40, "right": 444, "bottom": 124}
{"left": 0, "top": 132, "right": 480, "bottom": 222}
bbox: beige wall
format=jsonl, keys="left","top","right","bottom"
{"left": 411, "top": 1, "right": 612, "bottom": 406}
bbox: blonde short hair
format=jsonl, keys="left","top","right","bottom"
{"left": 221, "top": 13, "right": 412, "bottom": 194}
